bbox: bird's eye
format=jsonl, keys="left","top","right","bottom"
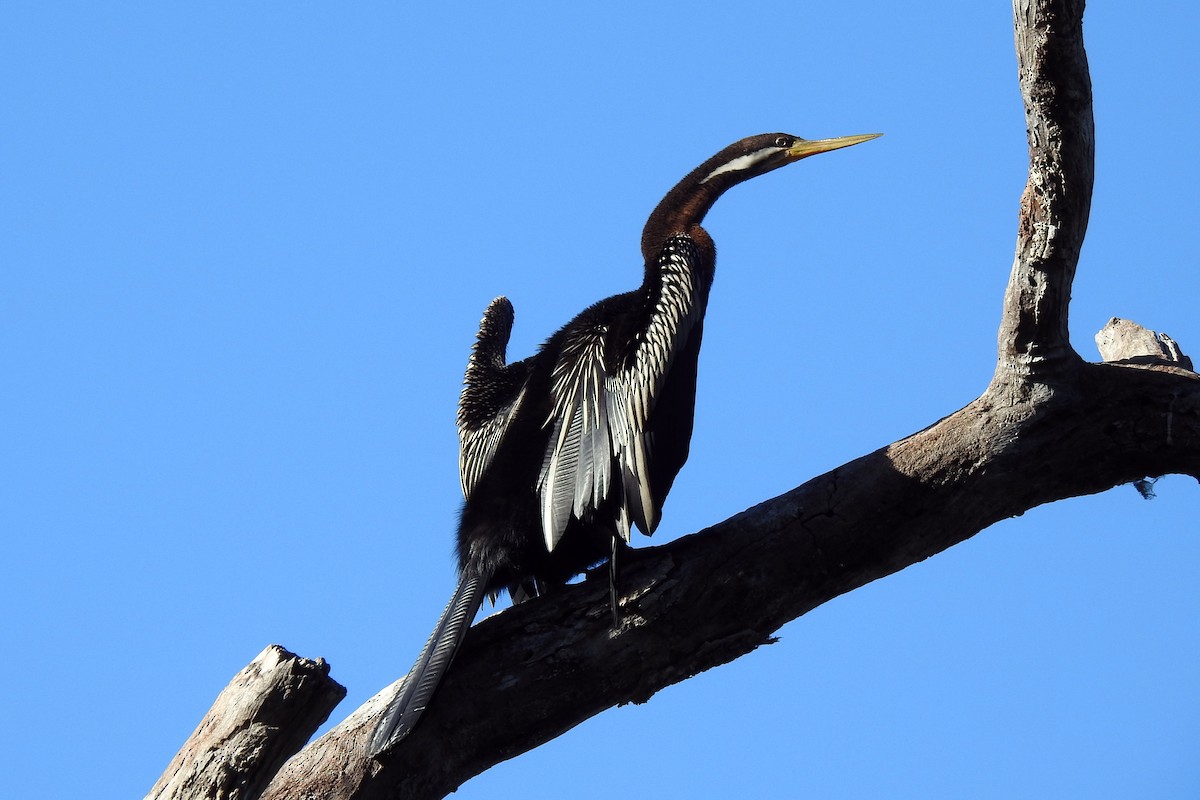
{"left": 774, "top": 136, "right": 790, "bottom": 147}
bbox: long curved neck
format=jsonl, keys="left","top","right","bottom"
{"left": 640, "top": 153, "right": 746, "bottom": 264}
{"left": 640, "top": 182, "right": 717, "bottom": 264}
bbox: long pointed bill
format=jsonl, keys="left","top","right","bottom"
{"left": 788, "top": 132, "right": 882, "bottom": 159}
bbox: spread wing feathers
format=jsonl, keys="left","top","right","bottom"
{"left": 538, "top": 324, "right": 614, "bottom": 550}
{"left": 538, "top": 234, "right": 705, "bottom": 551}
{"left": 368, "top": 573, "right": 485, "bottom": 757}
{"left": 457, "top": 297, "right": 529, "bottom": 500}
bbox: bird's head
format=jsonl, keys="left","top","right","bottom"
{"left": 641, "top": 130, "right": 881, "bottom": 262}
{"left": 698, "top": 132, "right": 882, "bottom": 186}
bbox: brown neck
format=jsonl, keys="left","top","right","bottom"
{"left": 640, "top": 180, "right": 721, "bottom": 264}
{"left": 640, "top": 146, "right": 759, "bottom": 264}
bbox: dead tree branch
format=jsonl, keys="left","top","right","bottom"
{"left": 154, "top": 1, "right": 1199, "bottom": 798}
{"left": 147, "top": 645, "right": 345, "bottom": 800}
{"left": 999, "top": 0, "right": 1094, "bottom": 376}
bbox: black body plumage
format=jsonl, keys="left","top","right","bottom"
{"left": 368, "top": 131, "right": 879, "bottom": 757}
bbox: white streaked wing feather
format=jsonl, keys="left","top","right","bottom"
{"left": 459, "top": 383, "right": 527, "bottom": 500}
{"left": 539, "top": 325, "right": 608, "bottom": 550}
{"left": 457, "top": 297, "right": 528, "bottom": 501}
{"left": 606, "top": 235, "right": 702, "bottom": 535}
{"left": 537, "top": 234, "right": 705, "bottom": 550}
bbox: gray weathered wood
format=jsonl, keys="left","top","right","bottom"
{"left": 156, "top": 1, "right": 1200, "bottom": 798}
{"left": 1096, "top": 317, "right": 1194, "bottom": 370}
{"left": 146, "top": 645, "right": 345, "bottom": 800}
{"left": 260, "top": 363, "right": 1199, "bottom": 800}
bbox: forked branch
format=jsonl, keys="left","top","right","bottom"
{"left": 150, "top": 1, "right": 1199, "bottom": 798}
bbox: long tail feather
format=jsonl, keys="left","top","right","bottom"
{"left": 369, "top": 573, "right": 485, "bottom": 757}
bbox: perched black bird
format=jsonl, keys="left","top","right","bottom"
{"left": 369, "top": 131, "right": 880, "bottom": 756}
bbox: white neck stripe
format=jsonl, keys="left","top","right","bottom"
{"left": 700, "top": 146, "right": 784, "bottom": 184}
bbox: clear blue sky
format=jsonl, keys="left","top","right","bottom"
{"left": 4, "top": 3, "right": 1198, "bottom": 798}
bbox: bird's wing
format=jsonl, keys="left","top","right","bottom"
{"left": 539, "top": 318, "right": 614, "bottom": 550}
{"left": 458, "top": 297, "right": 529, "bottom": 500}
{"left": 539, "top": 234, "right": 706, "bottom": 550}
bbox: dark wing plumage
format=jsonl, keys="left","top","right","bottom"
{"left": 457, "top": 297, "right": 530, "bottom": 500}
{"left": 538, "top": 234, "right": 706, "bottom": 550}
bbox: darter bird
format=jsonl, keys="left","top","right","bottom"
{"left": 369, "top": 130, "right": 880, "bottom": 757}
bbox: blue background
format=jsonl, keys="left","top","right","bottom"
{"left": 4, "top": 3, "right": 1198, "bottom": 797}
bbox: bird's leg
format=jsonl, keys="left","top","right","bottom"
{"left": 608, "top": 535, "right": 620, "bottom": 626}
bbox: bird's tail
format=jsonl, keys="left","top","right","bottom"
{"left": 368, "top": 573, "right": 485, "bottom": 757}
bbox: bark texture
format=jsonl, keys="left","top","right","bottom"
{"left": 156, "top": 1, "right": 1200, "bottom": 798}
{"left": 1096, "top": 317, "right": 1195, "bottom": 370}
{"left": 146, "top": 645, "right": 345, "bottom": 800}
